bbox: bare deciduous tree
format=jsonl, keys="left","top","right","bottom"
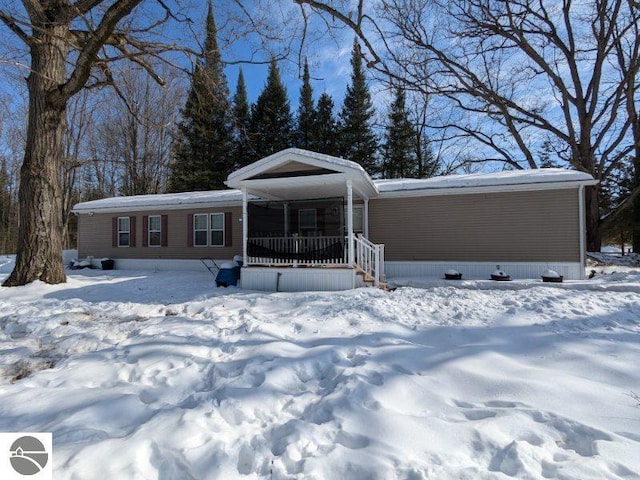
{"left": 0, "top": 1, "right": 192, "bottom": 286}
{"left": 282, "top": 0, "right": 640, "bottom": 251}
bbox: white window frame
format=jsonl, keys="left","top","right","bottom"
{"left": 117, "top": 216, "right": 130, "bottom": 247}
{"left": 344, "top": 205, "right": 364, "bottom": 234}
{"left": 148, "top": 215, "right": 161, "bottom": 247}
{"left": 193, "top": 213, "right": 208, "bottom": 247}
{"left": 299, "top": 208, "right": 317, "bottom": 236}
{"left": 210, "top": 213, "right": 225, "bottom": 247}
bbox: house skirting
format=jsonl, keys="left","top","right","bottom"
{"left": 84, "top": 258, "right": 222, "bottom": 272}
{"left": 241, "top": 266, "right": 366, "bottom": 292}
{"left": 383, "top": 261, "right": 584, "bottom": 281}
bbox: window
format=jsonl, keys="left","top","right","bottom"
{"left": 210, "top": 213, "right": 224, "bottom": 246}
{"left": 194, "top": 214, "right": 208, "bottom": 246}
{"left": 353, "top": 205, "right": 364, "bottom": 233}
{"left": 148, "top": 215, "right": 161, "bottom": 247}
{"left": 344, "top": 205, "right": 364, "bottom": 234}
{"left": 118, "top": 217, "right": 130, "bottom": 247}
{"left": 299, "top": 209, "right": 316, "bottom": 236}
{"left": 190, "top": 212, "right": 229, "bottom": 247}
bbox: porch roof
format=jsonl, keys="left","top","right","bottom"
{"left": 226, "top": 148, "right": 379, "bottom": 201}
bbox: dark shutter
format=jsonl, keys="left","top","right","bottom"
{"left": 224, "top": 212, "right": 232, "bottom": 247}
{"left": 161, "top": 215, "right": 168, "bottom": 247}
{"left": 112, "top": 217, "right": 118, "bottom": 247}
{"left": 142, "top": 216, "right": 148, "bottom": 247}
{"left": 130, "top": 216, "right": 137, "bottom": 247}
{"left": 187, "top": 214, "right": 194, "bottom": 247}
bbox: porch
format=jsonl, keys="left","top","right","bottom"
{"left": 225, "top": 149, "right": 386, "bottom": 289}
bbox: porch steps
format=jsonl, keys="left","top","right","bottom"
{"left": 355, "top": 267, "right": 388, "bottom": 291}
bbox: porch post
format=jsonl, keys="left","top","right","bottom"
{"left": 242, "top": 187, "right": 248, "bottom": 266}
{"left": 347, "top": 180, "right": 354, "bottom": 267}
{"left": 283, "top": 202, "right": 289, "bottom": 237}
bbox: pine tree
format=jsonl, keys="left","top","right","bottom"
{"left": 600, "top": 157, "right": 634, "bottom": 252}
{"left": 249, "top": 58, "right": 294, "bottom": 160}
{"left": 168, "top": 1, "right": 233, "bottom": 192}
{"left": 338, "top": 39, "right": 378, "bottom": 173}
{"left": 231, "top": 68, "right": 251, "bottom": 169}
{"left": 383, "top": 87, "right": 417, "bottom": 178}
{"left": 311, "top": 92, "right": 339, "bottom": 156}
{"left": 295, "top": 60, "right": 316, "bottom": 150}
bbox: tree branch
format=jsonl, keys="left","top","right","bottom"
{"left": 0, "top": 9, "right": 32, "bottom": 46}
{"left": 58, "top": 0, "right": 144, "bottom": 101}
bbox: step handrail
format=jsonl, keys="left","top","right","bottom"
{"left": 353, "top": 234, "right": 385, "bottom": 287}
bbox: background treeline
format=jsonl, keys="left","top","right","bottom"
{"left": 0, "top": 1, "right": 637, "bottom": 255}
{"left": 0, "top": 6, "right": 446, "bottom": 254}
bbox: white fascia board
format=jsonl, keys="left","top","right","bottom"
{"left": 227, "top": 149, "right": 369, "bottom": 184}
{"left": 376, "top": 179, "right": 598, "bottom": 199}
{"left": 72, "top": 199, "right": 244, "bottom": 215}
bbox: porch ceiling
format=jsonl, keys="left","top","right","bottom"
{"left": 226, "top": 148, "right": 379, "bottom": 200}
{"left": 239, "top": 174, "right": 373, "bottom": 201}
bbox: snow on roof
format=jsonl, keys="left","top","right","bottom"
{"left": 374, "top": 168, "right": 596, "bottom": 193}
{"left": 226, "top": 148, "right": 368, "bottom": 182}
{"left": 73, "top": 168, "right": 596, "bottom": 213}
{"left": 72, "top": 189, "right": 243, "bottom": 212}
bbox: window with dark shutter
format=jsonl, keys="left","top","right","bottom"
{"left": 161, "top": 215, "right": 168, "bottom": 247}
{"left": 148, "top": 215, "right": 161, "bottom": 247}
{"left": 225, "top": 212, "right": 232, "bottom": 246}
{"left": 117, "top": 217, "right": 131, "bottom": 247}
{"left": 187, "top": 214, "right": 194, "bottom": 247}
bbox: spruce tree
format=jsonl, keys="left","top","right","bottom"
{"left": 168, "top": 1, "right": 233, "bottom": 192}
{"left": 231, "top": 68, "right": 252, "bottom": 169}
{"left": 338, "top": 39, "right": 378, "bottom": 173}
{"left": 295, "top": 59, "right": 316, "bottom": 150}
{"left": 383, "top": 87, "right": 417, "bottom": 178}
{"left": 249, "top": 58, "right": 294, "bottom": 160}
{"left": 311, "top": 92, "right": 339, "bottom": 156}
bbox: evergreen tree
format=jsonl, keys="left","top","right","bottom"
{"left": 231, "top": 68, "right": 252, "bottom": 169}
{"left": 414, "top": 132, "right": 439, "bottom": 179}
{"left": 168, "top": 1, "right": 233, "bottom": 192}
{"left": 311, "top": 92, "right": 339, "bottom": 156}
{"left": 383, "top": 87, "right": 417, "bottom": 178}
{"left": 600, "top": 157, "right": 634, "bottom": 252}
{"left": 249, "top": 58, "right": 294, "bottom": 160}
{"left": 338, "top": 39, "right": 378, "bottom": 173}
{"left": 295, "top": 59, "right": 316, "bottom": 149}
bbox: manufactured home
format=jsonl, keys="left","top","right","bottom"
{"left": 72, "top": 148, "right": 598, "bottom": 291}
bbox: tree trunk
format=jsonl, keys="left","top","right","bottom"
{"left": 585, "top": 185, "right": 601, "bottom": 253}
{"left": 633, "top": 131, "right": 640, "bottom": 253}
{"left": 2, "top": 27, "right": 68, "bottom": 286}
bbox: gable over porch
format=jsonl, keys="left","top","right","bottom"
{"left": 226, "top": 149, "right": 381, "bottom": 275}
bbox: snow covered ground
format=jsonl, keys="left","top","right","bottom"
{"left": 1, "top": 255, "right": 639, "bottom": 479}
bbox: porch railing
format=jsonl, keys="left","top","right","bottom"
{"left": 247, "top": 236, "right": 344, "bottom": 265}
{"left": 247, "top": 234, "right": 385, "bottom": 287}
{"left": 353, "top": 234, "right": 385, "bottom": 287}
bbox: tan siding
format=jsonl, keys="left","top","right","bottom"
{"left": 369, "top": 189, "right": 580, "bottom": 262}
{"left": 78, "top": 206, "right": 243, "bottom": 260}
